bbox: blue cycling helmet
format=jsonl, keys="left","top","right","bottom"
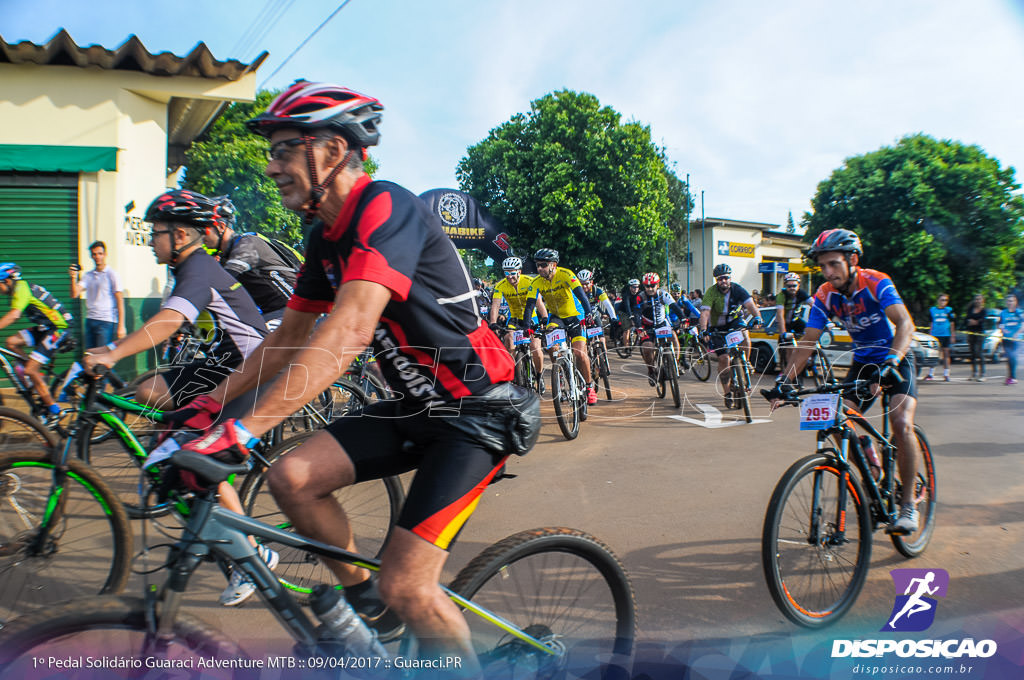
{"left": 0, "top": 263, "right": 21, "bottom": 282}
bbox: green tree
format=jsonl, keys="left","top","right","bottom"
{"left": 182, "top": 90, "right": 377, "bottom": 247}
{"left": 457, "top": 90, "right": 676, "bottom": 287}
{"left": 804, "top": 134, "right": 1024, "bottom": 317}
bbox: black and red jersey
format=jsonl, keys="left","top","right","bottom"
{"left": 288, "top": 175, "right": 514, "bottom": 407}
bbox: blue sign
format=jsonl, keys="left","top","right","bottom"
{"left": 758, "top": 262, "right": 790, "bottom": 273}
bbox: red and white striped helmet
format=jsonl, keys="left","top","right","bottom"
{"left": 246, "top": 81, "right": 383, "bottom": 147}
{"left": 641, "top": 272, "right": 660, "bottom": 286}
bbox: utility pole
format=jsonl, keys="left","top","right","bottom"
{"left": 685, "top": 173, "right": 691, "bottom": 291}
{"left": 700, "top": 190, "right": 706, "bottom": 287}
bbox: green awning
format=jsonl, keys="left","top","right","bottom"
{"left": 0, "top": 144, "right": 118, "bottom": 172}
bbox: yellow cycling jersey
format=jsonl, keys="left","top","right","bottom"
{"left": 493, "top": 275, "right": 538, "bottom": 319}
{"left": 528, "top": 267, "right": 583, "bottom": 319}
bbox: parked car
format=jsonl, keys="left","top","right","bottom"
{"left": 749, "top": 307, "right": 941, "bottom": 376}
{"left": 950, "top": 311, "right": 1003, "bottom": 363}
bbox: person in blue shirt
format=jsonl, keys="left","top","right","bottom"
{"left": 767, "top": 228, "right": 923, "bottom": 536}
{"left": 999, "top": 293, "right": 1022, "bottom": 385}
{"left": 925, "top": 293, "right": 955, "bottom": 382}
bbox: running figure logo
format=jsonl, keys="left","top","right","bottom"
{"left": 882, "top": 568, "right": 949, "bottom": 632}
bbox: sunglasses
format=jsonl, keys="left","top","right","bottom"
{"left": 716, "top": 276, "right": 731, "bottom": 281}
{"left": 265, "top": 137, "right": 308, "bottom": 162}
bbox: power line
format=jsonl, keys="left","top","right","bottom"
{"left": 235, "top": 0, "right": 296, "bottom": 61}
{"left": 259, "top": 0, "right": 356, "bottom": 89}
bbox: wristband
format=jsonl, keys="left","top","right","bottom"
{"left": 885, "top": 353, "right": 901, "bottom": 364}
{"left": 106, "top": 342, "right": 118, "bottom": 351}
{"left": 232, "top": 420, "right": 260, "bottom": 450}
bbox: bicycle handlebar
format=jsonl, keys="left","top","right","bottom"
{"left": 760, "top": 379, "right": 871, "bottom": 406}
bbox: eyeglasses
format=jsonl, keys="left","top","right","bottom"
{"left": 265, "top": 137, "right": 308, "bottom": 162}
{"left": 150, "top": 230, "right": 172, "bottom": 237}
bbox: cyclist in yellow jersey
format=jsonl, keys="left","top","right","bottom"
{"left": 489, "top": 256, "right": 548, "bottom": 385}
{"left": 0, "top": 263, "right": 74, "bottom": 422}
{"left": 521, "top": 248, "right": 598, "bottom": 405}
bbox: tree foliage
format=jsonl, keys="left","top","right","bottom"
{"left": 457, "top": 90, "right": 687, "bottom": 287}
{"left": 182, "top": 90, "right": 377, "bottom": 248}
{"left": 804, "top": 134, "right": 1024, "bottom": 316}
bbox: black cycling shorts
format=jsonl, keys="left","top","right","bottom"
{"left": 548, "top": 315, "right": 584, "bottom": 344}
{"left": 707, "top": 325, "right": 748, "bottom": 357}
{"left": 158, "top": 359, "right": 238, "bottom": 409}
{"left": 325, "top": 394, "right": 510, "bottom": 550}
{"left": 844, "top": 354, "right": 917, "bottom": 411}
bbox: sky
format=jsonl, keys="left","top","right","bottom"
{"left": 3, "top": 0, "right": 1024, "bottom": 227}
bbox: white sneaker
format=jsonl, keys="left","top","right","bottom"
{"left": 219, "top": 544, "right": 279, "bottom": 607}
{"left": 887, "top": 504, "right": 918, "bottom": 535}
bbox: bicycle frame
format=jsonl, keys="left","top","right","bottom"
{"left": 148, "top": 486, "right": 559, "bottom": 657}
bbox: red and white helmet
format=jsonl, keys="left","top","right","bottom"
{"left": 783, "top": 272, "right": 800, "bottom": 284}
{"left": 247, "top": 81, "right": 383, "bottom": 148}
{"left": 641, "top": 272, "right": 660, "bottom": 286}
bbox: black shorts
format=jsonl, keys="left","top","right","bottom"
{"left": 707, "top": 325, "right": 747, "bottom": 357}
{"left": 159, "top": 359, "right": 238, "bottom": 409}
{"left": 844, "top": 354, "right": 917, "bottom": 411}
{"left": 935, "top": 335, "right": 951, "bottom": 349}
{"left": 19, "top": 327, "right": 68, "bottom": 366}
{"left": 548, "top": 315, "right": 584, "bottom": 344}
{"left": 325, "top": 387, "right": 519, "bottom": 550}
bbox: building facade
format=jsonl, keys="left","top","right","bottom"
{"left": 0, "top": 30, "right": 265, "bottom": 375}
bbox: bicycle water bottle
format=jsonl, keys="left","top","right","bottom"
{"left": 310, "top": 584, "right": 387, "bottom": 657}
{"left": 859, "top": 435, "right": 882, "bottom": 480}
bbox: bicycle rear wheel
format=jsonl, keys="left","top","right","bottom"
{"left": 599, "top": 347, "right": 612, "bottom": 400}
{"left": 689, "top": 345, "right": 712, "bottom": 382}
{"left": 890, "top": 426, "right": 937, "bottom": 558}
{"left": 614, "top": 327, "right": 634, "bottom": 359}
{"left": 551, "top": 361, "right": 579, "bottom": 440}
{"left": 238, "top": 433, "right": 404, "bottom": 602}
{"left": 450, "top": 527, "right": 636, "bottom": 680}
{"left": 0, "top": 447, "right": 131, "bottom": 628}
{"left": 762, "top": 453, "right": 872, "bottom": 628}
{"left": 0, "top": 407, "right": 56, "bottom": 448}
{"left": 0, "top": 596, "right": 248, "bottom": 679}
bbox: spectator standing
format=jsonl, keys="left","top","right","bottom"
{"left": 925, "top": 293, "right": 955, "bottom": 381}
{"left": 999, "top": 293, "right": 1022, "bottom": 385}
{"left": 70, "top": 241, "right": 126, "bottom": 348}
{"left": 963, "top": 294, "right": 987, "bottom": 381}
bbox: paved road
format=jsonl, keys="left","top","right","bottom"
{"left": 14, "top": 355, "right": 1024, "bottom": 674}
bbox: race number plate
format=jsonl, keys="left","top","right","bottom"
{"left": 725, "top": 330, "right": 745, "bottom": 348}
{"left": 586, "top": 326, "right": 604, "bottom": 338}
{"left": 799, "top": 393, "right": 840, "bottom": 430}
{"left": 655, "top": 326, "right": 673, "bottom": 339}
{"left": 545, "top": 328, "right": 567, "bottom": 348}
{"left": 512, "top": 330, "right": 529, "bottom": 346}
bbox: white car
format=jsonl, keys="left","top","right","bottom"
{"left": 749, "top": 307, "right": 940, "bottom": 376}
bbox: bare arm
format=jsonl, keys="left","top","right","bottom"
{"left": 69, "top": 267, "right": 83, "bottom": 298}
{"left": 536, "top": 295, "right": 548, "bottom": 320}
{"left": 698, "top": 309, "right": 710, "bottom": 332}
{"left": 780, "top": 326, "right": 824, "bottom": 382}
{"left": 0, "top": 308, "right": 21, "bottom": 331}
{"left": 206, "top": 306, "right": 319, "bottom": 406}
{"left": 83, "top": 307, "right": 186, "bottom": 371}
{"left": 776, "top": 304, "right": 787, "bottom": 335}
{"left": 239, "top": 280, "right": 391, "bottom": 436}
{"left": 115, "top": 291, "right": 127, "bottom": 338}
{"left": 885, "top": 304, "right": 915, "bottom": 360}
{"left": 488, "top": 292, "right": 502, "bottom": 325}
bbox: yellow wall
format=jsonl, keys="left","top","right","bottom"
{"left": 0, "top": 63, "right": 257, "bottom": 300}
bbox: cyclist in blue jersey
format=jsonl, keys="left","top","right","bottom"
{"left": 766, "top": 228, "right": 922, "bottom": 535}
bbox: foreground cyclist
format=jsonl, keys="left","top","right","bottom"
{"left": 173, "top": 81, "right": 538, "bottom": 671}
{"left": 766, "top": 228, "right": 922, "bottom": 535}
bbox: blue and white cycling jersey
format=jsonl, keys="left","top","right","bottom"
{"left": 806, "top": 268, "right": 904, "bottom": 363}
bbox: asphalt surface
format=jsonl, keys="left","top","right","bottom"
{"left": 9, "top": 354, "right": 1024, "bottom": 674}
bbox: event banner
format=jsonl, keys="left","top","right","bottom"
{"left": 419, "top": 189, "right": 515, "bottom": 263}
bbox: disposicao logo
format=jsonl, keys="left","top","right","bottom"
{"left": 882, "top": 568, "right": 948, "bottom": 632}
{"left": 831, "top": 568, "right": 998, "bottom": 660}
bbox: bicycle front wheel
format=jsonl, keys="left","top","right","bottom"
{"left": 689, "top": 346, "right": 712, "bottom": 382}
{"left": 0, "top": 447, "right": 131, "bottom": 627}
{"left": 664, "top": 353, "right": 681, "bottom": 408}
{"left": 732, "top": 354, "right": 752, "bottom": 423}
{"left": 238, "top": 433, "right": 404, "bottom": 602}
{"left": 762, "top": 453, "right": 872, "bottom": 628}
{"left": 551, "top": 361, "right": 579, "bottom": 440}
{"left": 0, "top": 596, "right": 248, "bottom": 679}
{"left": 450, "top": 527, "right": 636, "bottom": 679}
{"left": 890, "top": 426, "right": 937, "bottom": 558}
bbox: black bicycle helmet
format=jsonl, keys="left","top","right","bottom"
{"left": 533, "top": 248, "right": 559, "bottom": 263}
{"left": 806, "top": 228, "right": 862, "bottom": 258}
{"left": 246, "top": 80, "right": 383, "bottom": 148}
{"left": 145, "top": 189, "right": 225, "bottom": 230}
{"left": 712, "top": 263, "right": 732, "bottom": 278}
